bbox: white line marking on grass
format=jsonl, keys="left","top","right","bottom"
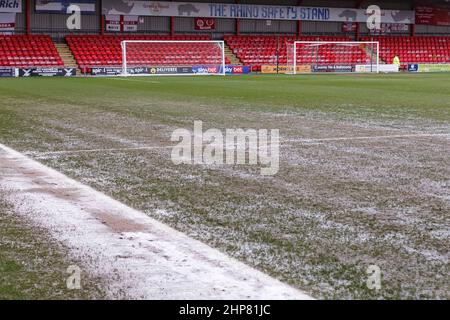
{"left": 109, "top": 77, "right": 160, "bottom": 84}
{"left": 30, "top": 146, "right": 172, "bottom": 155}
{"left": 0, "top": 143, "right": 312, "bottom": 300}
{"left": 288, "top": 133, "right": 450, "bottom": 143}
{"left": 28, "top": 133, "right": 449, "bottom": 156}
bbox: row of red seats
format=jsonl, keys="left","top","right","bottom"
{"left": 0, "top": 35, "right": 63, "bottom": 67}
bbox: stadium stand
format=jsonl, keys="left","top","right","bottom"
{"left": 2, "top": 33, "right": 449, "bottom": 73}
{"left": 66, "top": 35, "right": 231, "bottom": 73}
{"left": 0, "top": 35, "right": 63, "bottom": 68}
{"left": 363, "top": 36, "right": 450, "bottom": 68}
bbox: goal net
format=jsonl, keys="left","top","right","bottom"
{"left": 121, "top": 40, "right": 226, "bottom": 76}
{"left": 286, "top": 41, "right": 379, "bottom": 74}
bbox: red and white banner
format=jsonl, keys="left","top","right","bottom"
{"left": 0, "top": 13, "right": 15, "bottom": 34}
{"left": 415, "top": 6, "right": 450, "bottom": 26}
{"left": 105, "top": 15, "right": 139, "bottom": 32}
{"left": 194, "top": 18, "right": 215, "bottom": 30}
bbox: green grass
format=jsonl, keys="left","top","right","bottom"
{"left": 0, "top": 73, "right": 450, "bottom": 121}
{"left": 0, "top": 73, "right": 449, "bottom": 299}
{"left": 0, "top": 200, "right": 107, "bottom": 299}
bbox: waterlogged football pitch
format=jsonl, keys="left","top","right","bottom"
{"left": 0, "top": 74, "right": 449, "bottom": 299}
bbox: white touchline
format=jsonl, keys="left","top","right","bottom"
{"left": 29, "top": 146, "right": 173, "bottom": 155}
{"left": 109, "top": 77, "right": 160, "bottom": 84}
{"left": 0, "top": 143, "right": 312, "bottom": 300}
{"left": 287, "top": 133, "right": 450, "bottom": 143}
{"left": 27, "top": 133, "right": 450, "bottom": 156}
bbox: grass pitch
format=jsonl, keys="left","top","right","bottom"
{"left": 0, "top": 74, "right": 449, "bottom": 299}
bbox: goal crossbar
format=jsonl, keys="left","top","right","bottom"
{"left": 121, "top": 40, "right": 226, "bottom": 76}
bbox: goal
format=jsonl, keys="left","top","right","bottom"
{"left": 286, "top": 41, "right": 380, "bottom": 74}
{"left": 120, "top": 40, "right": 226, "bottom": 76}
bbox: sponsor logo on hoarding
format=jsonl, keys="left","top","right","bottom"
{"left": 224, "top": 66, "right": 232, "bottom": 73}
{"left": 232, "top": 66, "right": 244, "bottom": 74}
{"left": 0, "top": 67, "right": 15, "bottom": 77}
{"left": 407, "top": 63, "right": 450, "bottom": 73}
{"left": 19, "top": 68, "right": 76, "bottom": 77}
{"left": 296, "top": 65, "right": 312, "bottom": 73}
{"left": 193, "top": 66, "right": 221, "bottom": 74}
{"left": 228, "top": 65, "right": 250, "bottom": 74}
{"left": 208, "top": 66, "right": 219, "bottom": 74}
{"left": 408, "top": 64, "right": 419, "bottom": 72}
{"left": 91, "top": 67, "right": 123, "bottom": 75}
{"left": 63, "top": 68, "right": 76, "bottom": 76}
{"left": 312, "top": 65, "right": 354, "bottom": 72}
{"left": 261, "top": 65, "right": 311, "bottom": 74}
{"left": 130, "top": 67, "right": 147, "bottom": 74}
{"left": 150, "top": 67, "right": 177, "bottom": 74}
{"left": 92, "top": 67, "right": 149, "bottom": 75}
{"left": 355, "top": 64, "right": 399, "bottom": 73}
{"left": 20, "top": 69, "right": 32, "bottom": 77}
{"left": 91, "top": 66, "right": 193, "bottom": 76}
{"left": 415, "top": 64, "right": 450, "bottom": 73}
{"left": 261, "top": 65, "right": 282, "bottom": 74}
{"left": 192, "top": 65, "right": 249, "bottom": 75}
{"left": 90, "top": 65, "right": 252, "bottom": 76}
{"left": 150, "top": 67, "right": 192, "bottom": 74}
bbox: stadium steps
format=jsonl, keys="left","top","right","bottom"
{"left": 55, "top": 43, "right": 81, "bottom": 74}
{"left": 224, "top": 44, "right": 242, "bottom": 65}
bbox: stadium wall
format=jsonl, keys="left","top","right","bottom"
{"left": 10, "top": 0, "right": 450, "bottom": 37}
{"left": 416, "top": 25, "right": 450, "bottom": 35}
{"left": 139, "top": 16, "right": 171, "bottom": 33}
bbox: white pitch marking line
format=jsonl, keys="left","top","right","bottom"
{"left": 288, "top": 133, "right": 450, "bottom": 143}
{"left": 29, "top": 146, "right": 172, "bottom": 156}
{"left": 0, "top": 142, "right": 313, "bottom": 300}
{"left": 25, "top": 133, "right": 450, "bottom": 156}
{"left": 109, "top": 77, "right": 160, "bottom": 84}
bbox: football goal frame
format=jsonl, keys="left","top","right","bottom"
{"left": 286, "top": 41, "right": 380, "bottom": 74}
{"left": 120, "top": 40, "right": 226, "bottom": 76}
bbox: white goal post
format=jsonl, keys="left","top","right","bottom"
{"left": 286, "top": 41, "right": 380, "bottom": 74}
{"left": 120, "top": 40, "right": 226, "bottom": 76}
